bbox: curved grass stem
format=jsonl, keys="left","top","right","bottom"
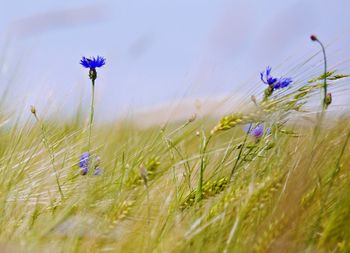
{"left": 33, "top": 113, "right": 64, "bottom": 200}
{"left": 196, "top": 134, "right": 212, "bottom": 202}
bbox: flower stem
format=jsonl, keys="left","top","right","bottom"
{"left": 88, "top": 79, "right": 95, "bottom": 153}
{"left": 229, "top": 123, "right": 252, "bottom": 181}
{"left": 319, "top": 41, "right": 328, "bottom": 110}
{"left": 311, "top": 36, "right": 328, "bottom": 110}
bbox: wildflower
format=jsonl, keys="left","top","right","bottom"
{"left": 80, "top": 56, "right": 106, "bottom": 81}
{"left": 80, "top": 56, "right": 106, "bottom": 154}
{"left": 93, "top": 156, "right": 102, "bottom": 176}
{"left": 244, "top": 124, "right": 271, "bottom": 140}
{"left": 260, "top": 66, "right": 292, "bottom": 91}
{"left": 273, "top": 77, "right": 293, "bottom": 89}
{"left": 79, "top": 152, "right": 90, "bottom": 175}
{"left": 260, "top": 66, "right": 278, "bottom": 86}
{"left": 80, "top": 56, "right": 106, "bottom": 69}
{"left": 94, "top": 168, "right": 102, "bottom": 176}
{"left": 95, "top": 156, "right": 101, "bottom": 166}
{"left": 250, "top": 124, "right": 264, "bottom": 138}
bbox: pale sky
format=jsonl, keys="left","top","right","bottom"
{"left": 0, "top": 0, "right": 349, "bottom": 121}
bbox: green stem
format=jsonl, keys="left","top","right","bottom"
{"left": 319, "top": 42, "right": 328, "bottom": 110}
{"left": 313, "top": 37, "right": 328, "bottom": 110}
{"left": 34, "top": 114, "right": 64, "bottom": 200}
{"left": 229, "top": 124, "right": 252, "bottom": 181}
{"left": 196, "top": 134, "right": 212, "bottom": 202}
{"left": 88, "top": 80, "right": 95, "bottom": 153}
{"left": 324, "top": 128, "right": 350, "bottom": 205}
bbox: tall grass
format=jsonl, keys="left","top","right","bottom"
{"left": 0, "top": 52, "right": 349, "bottom": 253}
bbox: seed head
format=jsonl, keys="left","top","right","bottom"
{"left": 325, "top": 93, "right": 332, "bottom": 107}
{"left": 251, "top": 95, "right": 257, "bottom": 106}
{"left": 94, "top": 167, "right": 102, "bottom": 176}
{"left": 95, "top": 156, "right": 101, "bottom": 167}
{"left": 139, "top": 165, "right": 148, "bottom": 186}
{"left": 30, "top": 105, "right": 36, "bottom": 115}
{"left": 310, "top": 35, "right": 318, "bottom": 41}
{"left": 188, "top": 113, "right": 197, "bottom": 123}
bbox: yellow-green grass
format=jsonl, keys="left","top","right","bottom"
{"left": 0, "top": 71, "right": 350, "bottom": 252}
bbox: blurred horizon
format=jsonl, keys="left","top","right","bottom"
{"left": 1, "top": 0, "right": 350, "bottom": 122}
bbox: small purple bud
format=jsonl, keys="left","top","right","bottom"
{"left": 251, "top": 124, "right": 264, "bottom": 139}
{"left": 79, "top": 152, "right": 90, "bottom": 176}
{"left": 94, "top": 167, "right": 102, "bottom": 176}
{"left": 95, "top": 156, "right": 101, "bottom": 167}
{"left": 244, "top": 124, "right": 270, "bottom": 140}
{"left": 80, "top": 167, "right": 88, "bottom": 176}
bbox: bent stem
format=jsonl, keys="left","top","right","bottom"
{"left": 312, "top": 36, "right": 328, "bottom": 110}
{"left": 309, "top": 36, "right": 329, "bottom": 169}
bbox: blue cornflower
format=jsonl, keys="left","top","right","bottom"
{"left": 260, "top": 66, "right": 278, "bottom": 86}
{"left": 244, "top": 124, "right": 271, "bottom": 140}
{"left": 79, "top": 152, "right": 90, "bottom": 175}
{"left": 260, "top": 66, "right": 292, "bottom": 90}
{"left": 251, "top": 124, "right": 264, "bottom": 138}
{"left": 273, "top": 77, "right": 293, "bottom": 90}
{"left": 80, "top": 56, "right": 106, "bottom": 69}
{"left": 94, "top": 168, "right": 102, "bottom": 176}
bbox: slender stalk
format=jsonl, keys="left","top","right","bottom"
{"left": 309, "top": 35, "right": 329, "bottom": 170}
{"left": 229, "top": 124, "right": 252, "bottom": 181}
{"left": 324, "top": 128, "right": 350, "bottom": 207}
{"left": 196, "top": 134, "right": 212, "bottom": 202}
{"left": 140, "top": 165, "right": 150, "bottom": 225}
{"left": 308, "top": 128, "right": 350, "bottom": 245}
{"left": 161, "top": 130, "right": 184, "bottom": 204}
{"left": 118, "top": 152, "right": 126, "bottom": 195}
{"left": 319, "top": 41, "right": 328, "bottom": 110}
{"left": 32, "top": 112, "right": 64, "bottom": 200}
{"left": 311, "top": 35, "right": 328, "bottom": 110}
{"left": 88, "top": 79, "right": 95, "bottom": 153}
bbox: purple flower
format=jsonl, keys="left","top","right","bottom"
{"left": 80, "top": 56, "right": 106, "bottom": 69}
{"left": 251, "top": 124, "right": 264, "bottom": 138}
{"left": 260, "top": 66, "right": 278, "bottom": 85}
{"left": 94, "top": 168, "right": 102, "bottom": 176}
{"left": 79, "top": 152, "right": 90, "bottom": 175}
{"left": 244, "top": 124, "right": 271, "bottom": 140}
{"left": 273, "top": 77, "right": 293, "bottom": 89}
{"left": 260, "top": 66, "right": 292, "bottom": 90}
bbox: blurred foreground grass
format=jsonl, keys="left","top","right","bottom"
{"left": 0, "top": 71, "right": 350, "bottom": 253}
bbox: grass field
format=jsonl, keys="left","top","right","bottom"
{"left": 0, "top": 50, "right": 350, "bottom": 253}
